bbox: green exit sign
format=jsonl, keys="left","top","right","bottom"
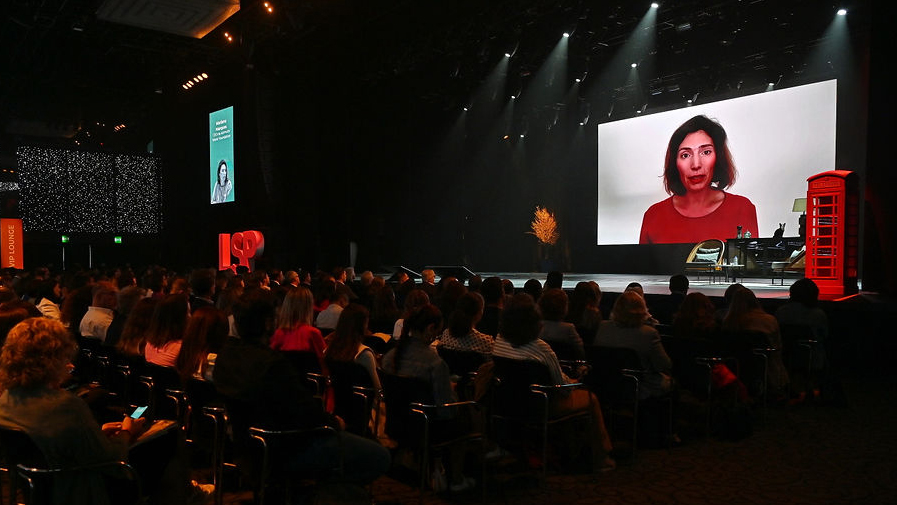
{"left": 114, "top": 236, "right": 122, "bottom": 244}
{"left": 61, "top": 235, "right": 69, "bottom": 243}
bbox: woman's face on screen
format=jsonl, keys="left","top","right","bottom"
{"left": 218, "top": 163, "right": 228, "bottom": 183}
{"left": 676, "top": 130, "right": 716, "bottom": 193}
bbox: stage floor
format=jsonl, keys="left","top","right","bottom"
{"left": 481, "top": 272, "right": 854, "bottom": 300}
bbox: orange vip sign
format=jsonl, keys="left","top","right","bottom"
{"left": 1, "top": 219, "right": 24, "bottom": 269}
{"left": 218, "top": 230, "right": 265, "bottom": 272}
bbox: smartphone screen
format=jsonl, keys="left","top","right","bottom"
{"left": 130, "top": 405, "right": 148, "bottom": 419}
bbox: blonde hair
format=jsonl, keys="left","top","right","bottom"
{"left": 610, "top": 291, "right": 650, "bottom": 328}
{"left": 277, "top": 286, "right": 315, "bottom": 330}
{"left": 0, "top": 318, "right": 76, "bottom": 390}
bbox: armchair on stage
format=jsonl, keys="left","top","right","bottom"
{"left": 684, "top": 239, "right": 725, "bottom": 282}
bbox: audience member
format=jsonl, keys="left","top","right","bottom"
{"left": 393, "top": 289, "right": 430, "bottom": 341}
{"left": 595, "top": 291, "right": 672, "bottom": 399}
{"left": 79, "top": 282, "right": 119, "bottom": 343}
{"left": 34, "top": 278, "right": 63, "bottom": 321}
{"left": 104, "top": 285, "right": 147, "bottom": 348}
{"left": 433, "top": 292, "right": 493, "bottom": 358}
{"left": 493, "top": 294, "right": 615, "bottom": 472}
{"left": 324, "top": 304, "right": 381, "bottom": 389}
{"left": 369, "top": 284, "right": 400, "bottom": 335}
{"left": 382, "top": 304, "right": 477, "bottom": 491}
{"left": 722, "top": 287, "right": 789, "bottom": 397}
{"left": 213, "top": 289, "right": 390, "bottom": 486}
{"left": 117, "top": 298, "right": 158, "bottom": 359}
{"left": 270, "top": 286, "right": 326, "bottom": 371}
{"left": 0, "top": 318, "right": 145, "bottom": 504}
{"left": 545, "top": 271, "right": 564, "bottom": 289}
{"left": 176, "top": 306, "right": 228, "bottom": 383}
{"left": 476, "top": 277, "right": 503, "bottom": 337}
{"left": 566, "top": 281, "right": 603, "bottom": 346}
{"left": 523, "top": 278, "right": 543, "bottom": 302}
{"left": 538, "top": 288, "right": 585, "bottom": 360}
{"left": 145, "top": 294, "right": 189, "bottom": 368}
{"left": 189, "top": 268, "right": 217, "bottom": 312}
{"left": 420, "top": 269, "right": 437, "bottom": 298}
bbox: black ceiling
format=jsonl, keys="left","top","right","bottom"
{"left": 0, "top": 0, "right": 873, "bottom": 155}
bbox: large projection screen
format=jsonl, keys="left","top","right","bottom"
{"left": 596, "top": 79, "right": 837, "bottom": 245}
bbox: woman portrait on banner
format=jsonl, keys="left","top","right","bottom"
{"left": 211, "top": 159, "right": 233, "bottom": 204}
{"left": 639, "top": 115, "right": 758, "bottom": 244}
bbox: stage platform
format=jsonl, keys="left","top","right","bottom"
{"left": 474, "top": 272, "right": 873, "bottom": 301}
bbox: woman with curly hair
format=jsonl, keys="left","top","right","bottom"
{"left": 0, "top": 318, "right": 144, "bottom": 505}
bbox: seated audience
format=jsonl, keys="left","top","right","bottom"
{"left": 0, "top": 318, "right": 145, "bottom": 505}
{"left": 672, "top": 292, "right": 719, "bottom": 341}
{"left": 382, "top": 304, "right": 477, "bottom": 491}
{"left": 369, "top": 284, "right": 400, "bottom": 335}
{"left": 79, "top": 281, "right": 119, "bottom": 343}
{"left": 522, "top": 278, "right": 543, "bottom": 302}
{"left": 34, "top": 278, "right": 63, "bottom": 321}
{"left": 315, "top": 281, "right": 348, "bottom": 331}
{"left": 393, "top": 289, "right": 430, "bottom": 341}
{"left": 270, "top": 286, "right": 326, "bottom": 370}
{"left": 213, "top": 289, "right": 390, "bottom": 485}
{"left": 176, "top": 306, "right": 229, "bottom": 383}
{"left": 104, "top": 285, "right": 146, "bottom": 349}
{"left": 722, "top": 287, "right": 789, "bottom": 397}
{"left": 545, "top": 271, "right": 564, "bottom": 289}
{"left": 566, "top": 281, "right": 604, "bottom": 346}
{"left": 144, "top": 294, "right": 189, "bottom": 368}
{"left": 538, "top": 288, "right": 585, "bottom": 360}
{"left": 433, "top": 292, "right": 493, "bottom": 358}
{"left": 324, "top": 304, "right": 381, "bottom": 389}
{"left": 595, "top": 291, "right": 673, "bottom": 399}
{"left": 116, "top": 298, "right": 158, "bottom": 359}
{"left": 475, "top": 277, "right": 503, "bottom": 337}
{"left": 493, "top": 294, "right": 615, "bottom": 471}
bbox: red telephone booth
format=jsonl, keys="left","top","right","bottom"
{"left": 806, "top": 170, "right": 859, "bottom": 296}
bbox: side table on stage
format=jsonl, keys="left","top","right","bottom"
{"left": 716, "top": 264, "right": 744, "bottom": 284}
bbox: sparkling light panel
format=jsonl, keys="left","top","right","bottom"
{"left": 16, "top": 146, "right": 161, "bottom": 233}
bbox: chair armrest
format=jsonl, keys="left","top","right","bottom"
{"left": 530, "top": 382, "right": 585, "bottom": 393}
{"left": 410, "top": 400, "right": 479, "bottom": 410}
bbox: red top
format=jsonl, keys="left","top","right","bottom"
{"left": 270, "top": 323, "right": 326, "bottom": 360}
{"left": 639, "top": 193, "right": 758, "bottom": 244}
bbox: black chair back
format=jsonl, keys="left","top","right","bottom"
{"left": 280, "top": 351, "right": 322, "bottom": 375}
{"left": 325, "top": 358, "right": 376, "bottom": 436}
{"left": 436, "top": 347, "right": 487, "bottom": 377}
{"left": 584, "top": 346, "right": 642, "bottom": 404}
{"left": 490, "top": 356, "right": 554, "bottom": 423}
{"left": 381, "top": 372, "right": 433, "bottom": 446}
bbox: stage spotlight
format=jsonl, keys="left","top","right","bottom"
{"left": 511, "top": 95, "right": 516, "bottom": 100}
{"left": 575, "top": 78, "right": 581, "bottom": 83}
{"left": 502, "top": 135, "right": 510, "bottom": 140}
{"left": 687, "top": 99, "right": 693, "bottom": 105}
{"left": 631, "top": 63, "right": 638, "bottom": 68}
{"left": 562, "top": 32, "right": 570, "bottom": 38}
{"left": 651, "top": 2, "right": 659, "bottom": 8}
{"left": 463, "top": 107, "right": 469, "bottom": 112}
{"left": 182, "top": 84, "right": 188, "bottom": 90}
{"left": 505, "top": 52, "right": 511, "bottom": 58}
{"left": 520, "top": 134, "right": 525, "bottom": 139}
{"left": 264, "top": 2, "right": 274, "bottom": 13}
{"left": 201, "top": 73, "right": 208, "bottom": 78}
{"left": 837, "top": 8, "right": 847, "bottom": 15}
{"left": 579, "top": 122, "right": 585, "bottom": 126}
